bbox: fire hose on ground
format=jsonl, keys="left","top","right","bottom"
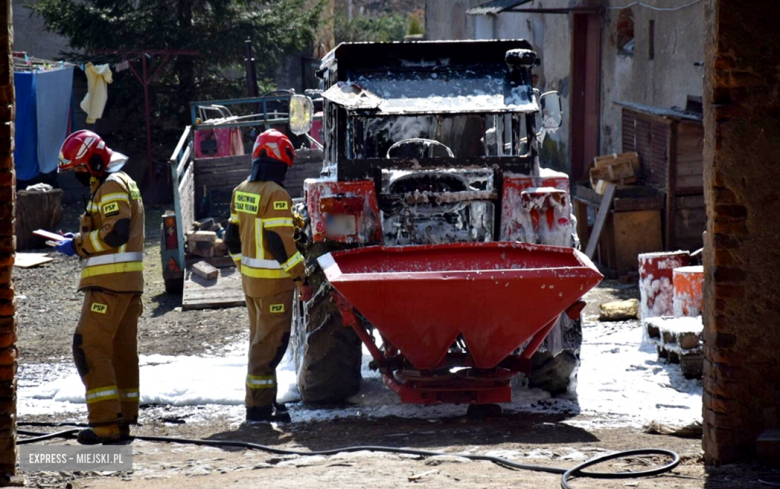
{"left": 16, "top": 424, "right": 680, "bottom": 489}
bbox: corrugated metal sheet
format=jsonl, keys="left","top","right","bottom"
{"left": 467, "top": 0, "right": 533, "bottom": 16}
{"left": 615, "top": 100, "right": 702, "bottom": 122}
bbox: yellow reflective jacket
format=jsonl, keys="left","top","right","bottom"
{"left": 225, "top": 180, "right": 306, "bottom": 298}
{"left": 73, "top": 172, "right": 145, "bottom": 293}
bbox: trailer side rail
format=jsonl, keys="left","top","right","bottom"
{"left": 169, "top": 125, "right": 194, "bottom": 268}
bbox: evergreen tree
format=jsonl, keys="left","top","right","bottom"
{"left": 31, "top": 0, "right": 324, "bottom": 132}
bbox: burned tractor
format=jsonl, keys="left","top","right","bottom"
{"left": 290, "top": 40, "right": 602, "bottom": 410}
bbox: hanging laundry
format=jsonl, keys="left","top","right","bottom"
{"left": 35, "top": 66, "right": 74, "bottom": 174}
{"left": 13, "top": 71, "right": 39, "bottom": 181}
{"left": 80, "top": 63, "right": 113, "bottom": 123}
{"left": 115, "top": 60, "right": 130, "bottom": 72}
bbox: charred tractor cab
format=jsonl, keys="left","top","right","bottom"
{"left": 289, "top": 40, "right": 590, "bottom": 405}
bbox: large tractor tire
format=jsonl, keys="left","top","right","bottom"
{"left": 528, "top": 314, "right": 582, "bottom": 396}
{"left": 292, "top": 285, "right": 363, "bottom": 403}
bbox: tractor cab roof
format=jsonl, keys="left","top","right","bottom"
{"left": 319, "top": 40, "right": 539, "bottom": 116}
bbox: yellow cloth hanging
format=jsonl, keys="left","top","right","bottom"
{"left": 80, "top": 63, "right": 113, "bottom": 124}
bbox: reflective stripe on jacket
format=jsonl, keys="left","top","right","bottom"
{"left": 227, "top": 180, "right": 306, "bottom": 298}
{"left": 74, "top": 172, "right": 145, "bottom": 293}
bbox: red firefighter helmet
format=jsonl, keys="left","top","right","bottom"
{"left": 252, "top": 129, "right": 295, "bottom": 167}
{"left": 58, "top": 130, "right": 128, "bottom": 175}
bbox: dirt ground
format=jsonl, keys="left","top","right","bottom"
{"left": 11, "top": 207, "right": 767, "bottom": 489}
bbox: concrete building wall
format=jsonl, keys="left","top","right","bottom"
{"left": 425, "top": 0, "right": 482, "bottom": 41}
{"left": 12, "top": 0, "right": 69, "bottom": 59}
{"left": 426, "top": 0, "right": 572, "bottom": 173}
{"left": 0, "top": 0, "right": 16, "bottom": 479}
{"left": 600, "top": 0, "right": 705, "bottom": 154}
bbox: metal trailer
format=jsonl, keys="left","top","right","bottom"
{"left": 161, "top": 92, "right": 322, "bottom": 305}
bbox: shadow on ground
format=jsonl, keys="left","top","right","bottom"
{"left": 205, "top": 411, "right": 599, "bottom": 452}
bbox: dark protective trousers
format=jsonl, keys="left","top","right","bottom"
{"left": 73, "top": 289, "right": 142, "bottom": 426}
{"left": 245, "top": 289, "right": 294, "bottom": 407}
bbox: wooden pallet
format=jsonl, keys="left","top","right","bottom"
{"left": 182, "top": 264, "right": 245, "bottom": 310}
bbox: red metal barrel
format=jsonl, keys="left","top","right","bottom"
{"left": 673, "top": 265, "right": 704, "bottom": 317}
{"left": 638, "top": 251, "right": 690, "bottom": 321}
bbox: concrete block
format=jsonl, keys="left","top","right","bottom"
{"left": 681, "top": 353, "right": 704, "bottom": 379}
{"left": 192, "top": 261, "right": 218, "bottom": 281}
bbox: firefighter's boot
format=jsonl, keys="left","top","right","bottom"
{"left": 77, "top": 424, "right": 122, "bottom": 445}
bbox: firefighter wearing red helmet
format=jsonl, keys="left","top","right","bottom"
{"left": 224, "top": 129, "right": 312, "bottom": 423}
{"left": 56, "top": 130, "right": 145, "bottom": 444}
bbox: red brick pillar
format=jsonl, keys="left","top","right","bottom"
{"left": 703, "top": 0, "right": 780, "bottom": 465}
{"left": 0, "top": 0, "right": 15, "bottom": 480}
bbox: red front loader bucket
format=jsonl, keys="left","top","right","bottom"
{"left": 319, "top": 242, "right": 603, "bottom": 371}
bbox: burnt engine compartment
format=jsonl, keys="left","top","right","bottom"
{"left": 380, "top": 169, "right": 496, "bottom": 246}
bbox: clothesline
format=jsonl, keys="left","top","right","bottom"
{"left": 14, "top": 51, "right": 159, "bottom": 75}
{"left": 12, "top": 53, "right": 73, "bottom": 73}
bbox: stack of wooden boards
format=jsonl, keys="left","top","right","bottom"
{"left": 589, "top": 152, "right": 639, "bottom": 195}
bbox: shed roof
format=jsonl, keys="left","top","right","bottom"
{"left": 467, "top": 0, "right": 533, "bottom": 16}
{"left": 615, "top": 100, "right": 703, "bottom": 122}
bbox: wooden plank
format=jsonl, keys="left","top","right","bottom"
{"left": 574, "top": 199, "right": 591, "bottom": 250}
{"left": 666, "top": 121, "right": 679, "bottom": 250}
{"left": 612, "top": 210, "right": 663, "bottom": 273}
{"left": 612, "top": 195, "right": 665, "bottom": 212}
{"left": 176, "top": 144, "right": 192, "bottom": 178}
{"left": 170, "top": 125, "right": 191, "bottom": 168}
{"left": 179, "top": 164, "right": 196, "bottom": 234}
{"left": 585, "top": 183, "right": 616, "bottom": 259}
{"left": 182, "top": 266, "right": 245, "bottom": 310}
{"left": 594, "top": 151, "right": 638, "bottom": 169}
{"left": 676, "top": 175, "right": 704, "bottom": 190}
{"left": 675, "top": 162, "right": 703, "bottom": 176}
{"left": 677, "top": 194, "right": 705, "bottom": 207}
{"left": 589, "top": 159, "right": 636, "bottom": 187}
{"left": 594, "top": 178, "right": 636, "bottom": 195}
{"left": 575, "top": 184, "right": 603, "bottom": 205}
{"left": 14, "top": 253, "right": 53, "bottom": 268}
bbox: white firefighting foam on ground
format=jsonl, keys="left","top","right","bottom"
{"left": 17, "top": 316, "right": 702, "bottom": 429}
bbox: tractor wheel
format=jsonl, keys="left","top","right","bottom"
{"left": 528, "top": 315, "right": 582, "bottom": 396}
{"left": 292, "top": 286, "right": 363, "bottom": 403}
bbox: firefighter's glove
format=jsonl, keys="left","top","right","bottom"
{"left": 297, "top": 283, "right": 313, "bottom": 302}
{"left": 55, "top": 238, "right": 77, "bottom": 257}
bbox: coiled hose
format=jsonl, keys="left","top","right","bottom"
{"left": 17, "top": 426, "right": 680, "bottom": 489}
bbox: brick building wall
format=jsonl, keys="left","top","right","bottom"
{"left": 0, "top": 0, "right": 15, "bottom": 480}
{"left": 702, "top": 0, "right": 780, "bottom": 465}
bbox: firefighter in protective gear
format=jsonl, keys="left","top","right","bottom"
{"left": 224, "top": 129, "right": 312, "bottom": 423}
{"left": 56, "top": 130, "right": 145, "bottom": 444}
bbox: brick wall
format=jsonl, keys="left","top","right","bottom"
{"left": 702, "top": 0, "right": 780, "bottom": 465}
{"left": 0, "top": 0, "right": 15, "bottom": 480}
